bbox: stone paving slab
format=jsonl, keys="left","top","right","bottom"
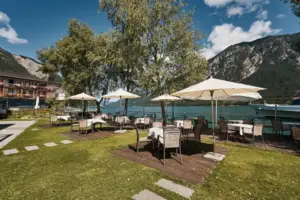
{"left": 60, "top": 140, "right": 73, "bottom": 144}
{"left": 31, "top": 128, "right": 39, "bottom": 131}
{"left": 156, "top": 179, "right": 194, "bottom": 199}
{"left": 44, "top": 142, "right": 57, "bottom": 147}
{"left": 204, "top": 152, "right": 226, "bottom": 161}
{"left": 132, "top": 189, "right": 166, "bottom": 200}
{"left": 0, "top": 121, "right": 36, "bottom": 149}
{"left": 25, "top": 145, "right": 39, "bottom": 151}
{"left": 114, "top": 130, "right": 127, "bottom": 134}
{"left": 3, "top": 148, "right": 19, "bottom": 156}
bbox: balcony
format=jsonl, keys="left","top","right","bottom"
{"left": 23, "top": 94, "right": 33, "bottom": 98}
{"left": 7, "top": 93, "right": 17, "bottom": 97}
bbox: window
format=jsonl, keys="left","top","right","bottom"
{"left": 8, "top": 88, "right": 14, "bottom": 94}
{"left": 8, "top": 79, "right": 14, "bottom": 84}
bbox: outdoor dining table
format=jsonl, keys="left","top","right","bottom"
{"left": 115, "top": 116, "right": 131, "bottom": 123}
{"left": 87, "top": 118, "right": 107, "bottom": 132}
{"left": 227, "top": 123, "right": 253, "bottom": 136}
{"left": 134, "top": 118, "right": 145, "bottom": 124}
{"left": 57, "top": 115, "right": 71, "bottom": 121}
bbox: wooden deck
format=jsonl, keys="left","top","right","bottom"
{"left": 113, "top": 140, "right": 227, "bottom": 184}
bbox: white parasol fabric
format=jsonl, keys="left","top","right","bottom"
{"left": 102, "top": 88, "right": 140, "bottom": 99}
{"left": 185, "top": 92, "right": 262, "bottom": 101}
{"left": 173, "top": 76, "right": 266, "bottom": 153}
{"left": 173, "top": 77, "right": 265, "bottom": 98}
{"left": 151, "top": 94, "right": 181, "bottom": 102}
{"left": 67, "top": 93, "right": 96, "bottom": 100}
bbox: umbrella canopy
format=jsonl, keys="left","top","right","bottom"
{"left": 173, "top": 76, "right": 266, "bottom": 153}
{"left": 185, "top": 92, "right": 262, "bottom": 101}
{"left": 67, "top": 93, "right": 96, "bottom": 100}
{"left": 151, "top": 94, "right": 181, "bottom": 102}
{"left": 102, "top": 88, "right": 140, "bottom": 99}
{"left": 173, "top": 76, "right": 265, "bottom": 98}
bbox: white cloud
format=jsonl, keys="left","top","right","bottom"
{"left": 204, "top": 0, "right": 264, "bottom": 7}
{"left": 256, "top": 9, "right": 268, "bottom": 20}
{"left": 0, "top": 11, "right": 27, "bottom": 44}
{"left": 201, "top": 20, "right": 281, "bottom": 59}
{"left": 0, "top": 12, "right": 10, "bottom": 24}
{"left": 276, "top": 14, "right": 286, "bottom": 19}
{"left": 227, "top": 6, "right": 244, "bottom": 17}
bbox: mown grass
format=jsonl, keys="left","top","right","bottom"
{"left": 1, "top": 120, "right": 300, "bottom": 199}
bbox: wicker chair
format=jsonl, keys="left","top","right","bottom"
{"left": 272, "top": 119, "right": 290, "bottom": 135}
{"left": 152, "top": 122, "right": 163, "bottom": 128}
{"left": 78, "top": 119, "right": 89, "bottom": 135}
{"left": 219, "top": 120, "right": 237, "bottom": 141}
{"left": 292, "top": 127, "right": 300, "bottom": 148}
{"left": 50, "top": 114, "right": 58, "bottom": 126}
{"left": 244, "top": 124, "right": 264, "bottom": 144}
{"left": 135, "top": 126, "right": 153, "bottom": 153}
{"left": 183, "top": 120, "right": 193, "bottom": 140}
{"left": 158, "top": 127, "right": 182, "bottom": 165}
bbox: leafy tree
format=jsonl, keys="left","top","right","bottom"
{"left": 100, "top": 0, "right": 148, "bottom": 115}
{"left": 37, "top": 19, "right": 113, "bottom": 113}
{"left": 283, "top": 0, "right": 300, "bottom": 17}
{"left": 138, "top": 0, "right": 207, "bottom": 124}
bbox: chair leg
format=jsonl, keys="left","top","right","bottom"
{"left": 262, "top": 134, "right": 265, "bottom": 144}
{"left": 179, "top": 146, "right": 182, "bottom": 164}
{"left": 163, "top": 147, "right": 165, "bottom": 165}
{"left": 175, "top": 148, "right": 178, "bottom": 157}
{"left": 226, "top": 132, "right": 229, "bottom": 141}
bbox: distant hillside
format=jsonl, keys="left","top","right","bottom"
{"left": 0, "top": 47, "right": 62, "bottom": 82}
{"left": 208, "top": 32, "right": 300, "bottom": 101}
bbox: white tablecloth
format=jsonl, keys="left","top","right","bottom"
{"left": 135, "top": 118, "right": 145, "bottom": 124}
{"left": 174, "top": 120, "right": 184, "bottom": 128}
{"left": 115, "top": 116, "right": 130, "bottom": 123}
{"left": 57, "top": 115, "right": 70, "bottom": 121}
{"left": 87, "top": 118, "right": 107, "bottom": 127}
{"left": 227, "top": 123, "right": 253, "bottom": 135}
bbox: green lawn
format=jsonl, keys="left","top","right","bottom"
{"left": 1, "top": 120, "right": 300, "bottom": 199}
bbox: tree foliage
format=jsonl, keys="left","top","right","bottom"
{"left": 284, "top": 0, "right": 300, "bottom": 17}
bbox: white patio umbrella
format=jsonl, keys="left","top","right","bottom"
{"left": 186, "top": 92, "right": 262, "bottom": 126}
{"left": 67, "top": 93, "right": 96, "bottom": 118}
{"left": 102, "top": 88, "right": 140, "bottom": 115}
{"left": 151, "top": 94, "right": 182, "bottom": 120}
{"left": 173, "top": 76, "right": 265, "bottom": 152}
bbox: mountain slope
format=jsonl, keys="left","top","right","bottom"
{"left": 0, "top": 47, "right": 61, "bottom": 82}
{"left": 208, "top": 32, "right": 300, "bottom": 100}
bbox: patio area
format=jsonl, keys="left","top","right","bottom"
{"left": 113, "top": 140, "right": 228, "bottom": 184}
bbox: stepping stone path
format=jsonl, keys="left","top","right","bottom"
{"left": 31, "top": 128, "right": 39, "bottom": 131}
{"left": 132, "top": 189, "right": 166, "bottom": 200}
{"left": 44, "top": 142, "right": 57, "bottom": 147}
{"left": 155, "top": 179, "right": 194, "bottom": 199}
{"left": 60, "top": 140, "right": 73, "bottom": 144}
{"left": 3, "top": 148, "right": 19, "bottom": 156}
{"left": 25, "top": 145, "right": 39, "bottom": 151}
{"left": 132, "top": 178, "right": 194, "bottom": 199}
{"left": 204, "top": 152, "right": 225, "bottom": 161}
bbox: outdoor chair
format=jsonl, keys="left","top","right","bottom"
{"left": 143, "top": 117, "right": 152, "bottom": 129}
{"left": 152, "top": 122, "right": 163, "bottom": 128}
{"left": 183, "top": 120, "right": 193, "bottom": 140}
{"left": 50, "top": 114, "right": 58, "bottom": 126}
{"left": 78, "top": 119, "right": 90, "bottom": 135}
{"left": 135, "top": 126, "right": 153, "bottom": 153}
{"left": 292, "top": 127, "right": 300, "bottom": 148}
{"left": 272, "top": 119, "right": 290, "bottom": 135}
{"left": 219, "top": 120, "right": 237, "bottom": 141}
{"left": 244, "top": 124, "right": 265, "bottom": 144}
{"left": 157, "top": 127, "right": 182, "bottom": 165}
{"left": 194, "top": 124, "right": 202, "bottom": 141}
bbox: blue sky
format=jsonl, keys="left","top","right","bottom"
{"left": 0, "top": 0, "right": 299, "bottom": 60}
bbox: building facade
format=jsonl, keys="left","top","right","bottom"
{"left": 0, "top": 72, "right": 61, "bottom": 106}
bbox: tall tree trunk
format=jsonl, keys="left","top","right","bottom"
{"left": 160, "top": 101, "right": 166, "bottom": 126}
{"left": 96, "top": 100, "right": 101, "bottom": 114}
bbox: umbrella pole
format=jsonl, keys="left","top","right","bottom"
{"left": 172, "top": 101, "right": 174, "bottom": 119}
{"left": 210, "top": 91, "right": 216, "bottom": 153}
{"left": 215, "top": 99, "right": 218, "bottom": 127}
{"left": 120, "top": 96, "right": 122, "bottom": 130}
{"left": 81, "top": 99, "right": 83, "bottom": 119}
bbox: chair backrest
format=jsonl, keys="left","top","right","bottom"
{"left": 253, "top": 124, "right": 263, "bottom": 136}
{"left": 144, "top": 117, "right": 151, "bottom": 125}
{"left": 194, "top": 124, "right": 202, "bottom": 140}
{"left": 243, "top": 119, "right": 253, "bottom": 125}
{"left": 79, "top": 119, "right": 87, "bottom": 128}
{"left": 272, "top": 119, "right": 282, "bottom": 131}
{"left": 183, "top": 120, "right": 192, "bottom": 129}
{"left": 152, "top": 122, "right": 163, "bottom": 128}
{"left": 50, "top": 114, "right": 57, "bottom": 122}
{"left": 115, "top": 116, "right": 124, "bottom": 124}
{"left": 163, "top": 127, "right": 181, "bottom": 148}
{"left": 219, "top": 120, "right": 227, "bottom": 132}
{"left": 292, "top": 127, "right": 300, "bottom": 141}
